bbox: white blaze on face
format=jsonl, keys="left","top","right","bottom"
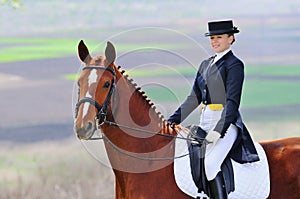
{"left": 82, "top": 69, "right": 98, "bottom": 118}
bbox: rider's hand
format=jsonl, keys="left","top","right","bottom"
{"left": 166, "top": 120, "right": 177, "bottom": 128}
{"left": 205, "top": 130, "right": 221, "bottom": 146}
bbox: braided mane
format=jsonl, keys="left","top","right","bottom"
{"left": 116, "top": 65, "right": 165, "bottom": 124}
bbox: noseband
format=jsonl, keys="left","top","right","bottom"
{"left": 75, "top": 66, "right": 116, "bottom": 128}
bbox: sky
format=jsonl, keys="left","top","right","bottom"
{"left": 0, "top": 0, "right": 300, "bottom": 37}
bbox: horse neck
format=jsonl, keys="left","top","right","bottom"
{"left": 110, "top": 66, "right": 165, "bottom": 137}
{"left": 102, "top": 65, "right": 179, "bottom": 169}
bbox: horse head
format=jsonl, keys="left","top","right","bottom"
{"left": 74, "top": 40, "right": 116, "bottom": 140}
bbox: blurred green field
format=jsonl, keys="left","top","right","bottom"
{"left": 1, "top": 38, "right": 299, "bottom": 122}
{"left": 2, "top": 38, "right": 299, "bottom": 111}
{"left": 0, "top": 38, "right": 188, "bottom": 63}
{"left": 0, "top": 38, "right": 81, "bottom": 62}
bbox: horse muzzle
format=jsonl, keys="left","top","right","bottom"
{"left": 74, "top": 120, "right": 96, "bottom": 140}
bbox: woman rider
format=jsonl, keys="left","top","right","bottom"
{"left": 168, "top": 20, "right": 259, "bottom": 199}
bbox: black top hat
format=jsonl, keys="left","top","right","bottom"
{"left": 205, "top": 20, "right": 239, "bottom": 36}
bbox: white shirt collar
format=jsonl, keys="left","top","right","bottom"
{"left": 212, "top": 48, "right": 231, "bottom": 64}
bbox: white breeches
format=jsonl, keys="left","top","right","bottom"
{"left": 199, "top": 105, "right": 238, "bottom": 181}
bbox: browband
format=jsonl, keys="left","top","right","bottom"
{"left": 82, "top": 66, "right": 116, "bottom": 76}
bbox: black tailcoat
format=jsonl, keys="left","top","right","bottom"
{"left": 168, "top": 51, "right": 259, "bottom": 163}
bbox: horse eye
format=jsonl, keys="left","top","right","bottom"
{"left": 103, "top": 81, "right": 110, "bottom": 88}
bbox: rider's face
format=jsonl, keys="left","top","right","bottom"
{"left": 210, "top": 34, "right": 233, "bottom": 53}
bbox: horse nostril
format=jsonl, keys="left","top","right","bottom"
{"left": 86, "top": 121, "right": 93, "bottom": 132}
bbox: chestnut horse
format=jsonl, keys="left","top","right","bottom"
{"left": 74, "top": 40, "right": 300, "bottom": 199}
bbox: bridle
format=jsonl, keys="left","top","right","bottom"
{"left": 74, "top": 66, "right": 116, "bottom": 127}
{"left": 74, "top": 65, "right": 207, "bottom": 160}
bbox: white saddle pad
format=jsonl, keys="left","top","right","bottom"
{"left": 174, "top": 129, "right": 270, "bottom": 199}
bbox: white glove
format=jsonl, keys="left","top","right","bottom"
{"left": 205, "top": 130, "right": 221, "bottom": 146}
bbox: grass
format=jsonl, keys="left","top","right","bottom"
{"left": 245, "top": 65, "right": 300, "bottom": 76}
{"left": 0, "top": 38, "right": 81, "bottom": 62}
{"left": 242, "top": 79, "right": 300, "bottom": 108}
{"left": 0, "top": 38, "right": 189, "bottom": 63}
{"left": 0, "top": 139, "right": 114, "bottom": 199}
{"left": 1, "top": 36, "right": 299, "bottom": 118}
{"left": 143, "top": 85, "right": 190, "bottom": 103}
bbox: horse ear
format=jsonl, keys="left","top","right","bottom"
{"left": 78, "top": 40, "right": 92, "bottom": 64}
{"left": 105, "top": 41, "right": 116, "bottom": 66}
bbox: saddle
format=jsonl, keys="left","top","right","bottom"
{"left": 187, "top": 125, "right": 235, "bottom": 195}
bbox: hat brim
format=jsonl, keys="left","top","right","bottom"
{"left": 205, "top": 29, "right": 240, "bottom": 37}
